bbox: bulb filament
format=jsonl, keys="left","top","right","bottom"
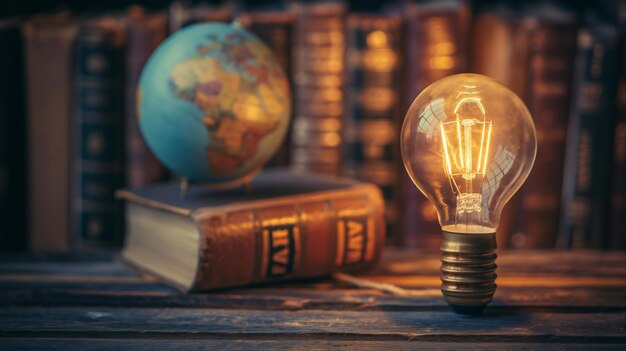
{"left": 440, "top": 97, "right": 493, "bottom": 214}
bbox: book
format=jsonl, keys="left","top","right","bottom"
{"left": 559, "top": 17, "right": 619, "bottom": 249}
{"left": 469, "top": 3, "right": 529, "bottom": 249}
{"left": 290, "top": 1, "right": 346, "bottom": 176}
{"left": 71, "top": 16, "right": 127, "bottom": 249}
{"left": 0, "top": 18, "right": 27, "bottom": 251}
{"left": 401, "top": 0, "right": 470, "bottom": 248}
{"left": 343, "top": 13, "right": 403, "bottom": 245}
{"left": 512, "top": 4, "right": 578, "bottom": 249}
{"left": 117, "top": 169, "right": 385, "bottom": 291}
{"left": 23, "top": 13, "right": 77, "bottom": 252}
{"left": 125, "top": 7, "right": 168, "bottom": 189}
{"left": 168, "top": 0, "right": 232, "bottom": 32}
{"left": 239, "top": 8, "right": 294, "bottom": 167}
{"left": 609, "top": 4, "right": 626, "bottom": 250}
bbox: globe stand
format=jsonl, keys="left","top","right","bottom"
{"left": 179, "top": 168, "right": 260, "bottom": 197}
{"left": 440, "top": 231, "right": 497, "bottom": 316}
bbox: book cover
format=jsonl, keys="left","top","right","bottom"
{"left": 290, "top": 1, "right": 346, "bottom": 175}
{"left": 239, "top": 8, "right": 294, "bottom": 168}
{"left": 513, "top": 4, "right": 578, "bottom": 249}
{"left": 117, "top": 169, "right": 385, "bottom": 291}
{"left": 125, "top": 7, "right": 168, "bottom": 189}
{"left": 71, "top": 16, "right": 127, "bottom": 249}
{"left": 343, "top": 13, "right": 403, "bottom": 245}
{"left": 0, "top": 18, "right": 27, "bottom": 251}
{"left": 23, "top": 12, "right": 77, "bottom": 252}
{"left": 401, "top": 0, "right": 470, "bottom": 248}
{"left": 559, "top": 18, "right": 619, "bottom": 249}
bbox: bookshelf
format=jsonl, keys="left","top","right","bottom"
{"left": 1, "top": 0, "right": 625, "bottom": 252}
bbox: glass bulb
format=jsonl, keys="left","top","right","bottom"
{"left": 401, "top": 73, "right": 536, "bottom": 234}
{"left": 401, "top": 73, "right": 536, "bottom": 315}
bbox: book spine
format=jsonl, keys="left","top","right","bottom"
{"left": 290, "top": 1, "right": 346, "bottom": 175}
{"left": 401, "top": 1, "right": 469, "bottom": 248}
{"left": 0, "top": 20, "right": 27, "bottom": 251}
{"left": 609, "top": 10, "right": 626, "bottom": 249}
{"left": 192, "top": 185, "right": 385, "bottom": 290}
{"left": 469, "top": 7, "right": 526, "bottom": 249}
{"left": 23, "top": 18, "right": 77, "bottom": 251}
{"left": 168, "top": 1, "right": 232, "bottom": 32}
{"left": 71, "top": 22, "right": 126, "bottom": 249}
{"left": 125, "top": 13, "right": 168, "bottom": 188}
{"left": 513, "top": 17, "right": 578, "bottom": 249}
{"left": 343, "top": 14, "right": 403, "bottom": 245}
{"left": 559, "top": 24, "right": 619, "bottom": 249}
{"left": 241, "top": 12, "right": 293, "bottom": 167}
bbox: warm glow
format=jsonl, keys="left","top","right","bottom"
{"left": 440, "top": 98, "right": 493, "bottom": 214}
{"left": 367, "top": 30, "right": 388, "bottom": 47}
{"left": 401, "top": 74, "right": 536, "bottom": 233}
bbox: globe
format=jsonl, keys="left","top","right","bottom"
{"left": 137, "top": 22, "right": 291, "bottom": 186}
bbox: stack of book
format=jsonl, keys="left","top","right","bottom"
{"left": 1, "top": 0, "right": 626, "bottom": 253}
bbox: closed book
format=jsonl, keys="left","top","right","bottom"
{"left": 117, "top": 169, "right": 385, "bottom": 291}
{"left": 401, "top": 0, "right": 470, "bottom": 248}
{"left": 125, "top": 7, "right": 168, "bottom": 189}
{"left": 0, "top": 18, "right": 27, "bottom": 251}
{"left": 239, "top": 9, "right": 293, "bottom": 167}
{"left": 609, "top": 4, "right": 626, "bottom": 250}
{"left": 23, "top": 12, "right": 77, "bottom": 252}
{"left": 559, "top": 19, "right": 619, "bottom": 249}
{"left": 290, "top": 1, "right": 346, "bottom": 175}
{"left": 513, "top": 4, "right": 578, "bottom": 249}
{"left": 343, "top": 13, "right": 403, "bottom": 245}
{"left": 71, "top": 16, "right": 127, "bottom": 249}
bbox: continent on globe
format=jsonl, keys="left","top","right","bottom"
{"left": 168, "top": 31, "right": 288, "bottom": 176}
{"left": 138, "top": 22, "right": 291, "bottom": 185}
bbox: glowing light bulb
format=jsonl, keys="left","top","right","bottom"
{"left": 401, "top": 74, "right": 537, "bottom": 315}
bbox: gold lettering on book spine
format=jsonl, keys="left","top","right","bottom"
{"left": 335, "top": 203, "right": 375, "bottom": 267}
{"left": 259, "top": 214, "right": 300, "bottom": 278}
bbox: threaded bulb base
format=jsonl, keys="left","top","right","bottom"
{"left": 440, "top": 231, "right": 497, "bottom": 316}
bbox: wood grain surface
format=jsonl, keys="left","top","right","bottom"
{"left": 1, "top": 249, "right": 625, "bottom": 349}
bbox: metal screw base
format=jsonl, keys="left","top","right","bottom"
{"left": 440, "top": 231, "right": 497, "bottom": 316}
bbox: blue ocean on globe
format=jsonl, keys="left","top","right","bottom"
{"left": 138, "top": 22, "right": 291, "bottom": 185}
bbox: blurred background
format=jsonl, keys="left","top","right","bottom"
{"left": 0, "top": 0, "right": 625, "bottom": 253}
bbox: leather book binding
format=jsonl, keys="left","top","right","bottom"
{"left": 117, "top": 169, "right": 385, "bottom": 291}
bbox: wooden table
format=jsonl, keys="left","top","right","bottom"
{"left": 1, "top": 249, "right": 625, "bottom": 350}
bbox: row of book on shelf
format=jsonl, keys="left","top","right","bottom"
{"left": 0, "top": 0, "right": 625, "bottom": 253}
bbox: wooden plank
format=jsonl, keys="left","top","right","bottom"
{"left": 2, "top": 250, "right": 625, "bottom": 280}
{"left": 1, "top": 338, "right": 625, "bottom": 350}
{"left": 2, "top": 287, "right": 626, "bottom": 311}
{"left": 364, "top": 275, "right": 626, "bottom": 288}
{"left": 1, "top": 251, "right": 625, "bottom": 312}
{"left": 0, "top": 262, "right": 136, "bottom": 277}
{"left": 1, "top": 307, "right": 625, "bottom": 340}
{"left": 0, "top": 252, "right": 113, "bottom": 263}
{"left": 376, "top": 250, "right": 626, "bottom": 277}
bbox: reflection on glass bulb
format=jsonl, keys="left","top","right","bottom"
{"left": 402, "top": 74, "right": 536, "bottom": 235}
